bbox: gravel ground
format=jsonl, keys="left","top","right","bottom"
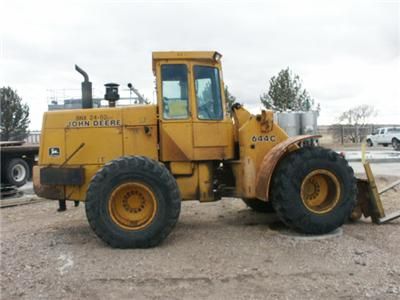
{"left": 1, "top": 176, "right": 399, "bottom": 300}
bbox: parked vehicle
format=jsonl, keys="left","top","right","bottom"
{"left": 366, "top": 127, "right": 400, "bottom": 150}
{"left": 0, "top": 141, "right": 39, "bottom": 187}
{"left": 33, "top": 51, "right": 384, "bottom": 249}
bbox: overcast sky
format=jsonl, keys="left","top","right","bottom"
{"left": 1, "top": 0, "right": 399, "bottom": 130}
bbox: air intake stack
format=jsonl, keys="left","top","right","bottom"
{"left": 104, "top": 83, "right": 120, "bottom": 107}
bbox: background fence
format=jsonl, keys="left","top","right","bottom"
{"left": 319, "top": 124, "right": 399, "bottom": 145}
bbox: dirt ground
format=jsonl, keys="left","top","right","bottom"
{"left": 1, "top": 176, "right": 399, "bottom": 300}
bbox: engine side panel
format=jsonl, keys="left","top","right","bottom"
{"left": 35, "top": 105, "right": 158, "bottom": 201}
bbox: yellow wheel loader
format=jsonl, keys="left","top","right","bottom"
{"left": 33, "top": 51, "right": 398, "bottom": 248}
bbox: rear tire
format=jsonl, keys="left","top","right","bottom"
{"left": 366, "top": 139, "right": 373, "bottom": 147}
{"left": 242, "top": 198, "right": 275, "bottom": 213}
{"left": 392, "top": 138, "right": 400, "bottom": 151}
{"left": 270, "top": 147, "right": 356, "bottom": 234}
{"left": 4, "top": 158, "right": 29, "bottom": 187}
{"left": 85, "top": 156, "right": 181, "bottom": 248}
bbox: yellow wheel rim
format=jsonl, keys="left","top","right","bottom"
{"left": 108, "top": 182, "right": 157, "bottom": 230}
{"left": 301, "top": 169, "right": 341, "bottom": 214}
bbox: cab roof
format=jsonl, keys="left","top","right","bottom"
{"left": 152, "top": 51, "right": 222, "bottom": 73}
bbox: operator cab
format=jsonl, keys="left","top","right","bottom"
{"left": 157, "top": 54, "right": 224, "bottom": 121}
{"left": 152, "top": 51, "right": 234, "bottom": 162}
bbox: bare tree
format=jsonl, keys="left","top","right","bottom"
{"left": 330, "top": 105, "right": 377, "bottom": 143}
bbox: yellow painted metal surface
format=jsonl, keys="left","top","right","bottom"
{"left": 152, "top": 51, "right": 221, "bottom": 73}
{"left": 193, "top": 123, "right": 229, "bottom": 147}
{"left": 173, "top": 162, "right": 214, "bottom": 201}
{"left": 170, "top": 162, "right": 194, "bottom": 175}
{"left": 192, "top": 121, "right": 235, "bottom": 160}
{"left": 108, "top": 182, "right": 158, "bottom": 230}
{"left": 154, "top": 55, "right": 234, "bottom": 162}
{"left": 160, "top": 121, "right": 193, "bottom": 161}
{"left": 66, "top": 128, "right": 123, "bottom": 165}
{"left": 35, "top": 51, "right": 311, "bottom": 206}
{"left": 39, "top": 128, "right": 66, "bottom": 164}
{"left": 361, "top": 142, "right": 367, "bottom": 164}
{"left": 359, "top": 143, "right": 385, "bottom": 221}
{"left": 123, "top": 125, "right": 158, "bottom": 160}
{"left": 198, "top": 162, "right": 214, "bottom": 202}
{"left": 300, "top": 169, "right": 341, "bottom": 214}
{"left": 354, "top": 162, "right": 400, "bottom": 224}
{"left": 363, "top": 162, "right": 385, "bottom": 219}
{"left": 36, "top": 105, "right": 158, "bottom": 201}
{"left": 234, "top": 112, "right": 289, "bottom": 199}
{"left": 175, "top": 174, "right": 198, "bottom": 200}
{"left": 155, "top": 59, "right": 194, "bottom": 162}
{"left": 232, "top": 105, "right": 251, "bottom": 142}
{"left": 40, "top": 105, "right": 155, "bottom": 152}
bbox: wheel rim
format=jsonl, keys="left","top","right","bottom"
{"left": 11, "top": 164, "right": 26, "bottom": 182}
{"left": 108, "top": 182, "right": 157, "bottom": 230}
{"left": 301, "top": 169, "right": 341, "bottom": 214}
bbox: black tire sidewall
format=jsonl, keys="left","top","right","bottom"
{"left": 5, "top": 158, "right": 29, "bottom": 187}
{"left": 97, "top": 170, "right": 168, "bottom": 245}
{"left": 272, "top": 148, "right": 356, "bottom": 234}
{"left": 392, "top": 139, "right": 399, "bottom": 150}
{"left": 85, "top": 156, "right": 181, "bottom": 248}
{"left": 287, "top": 158, "right": 352, "bottom": 227}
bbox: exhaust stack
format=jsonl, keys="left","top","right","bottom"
{"left": 75, "top": 65, "right": 93, "bottom": 109}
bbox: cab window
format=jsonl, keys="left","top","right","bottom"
{"left": 194, "top": 66, "right": 223, "bottom": 120}
{"left": 161, "top": 64, "right": 189, "bottom": 119}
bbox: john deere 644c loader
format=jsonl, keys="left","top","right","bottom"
{"left": 33, "top": 51, "right": 398, "bottom": 248}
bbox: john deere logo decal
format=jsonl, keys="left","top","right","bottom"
{"left": 49, "top": 147, "right": 60, "bottom": 157}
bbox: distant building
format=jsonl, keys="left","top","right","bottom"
{"left": 48, "top": 98, "right": 102, "bottom": 111}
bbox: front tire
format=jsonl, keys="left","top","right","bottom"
{"left": 85, "top": 156, "right": 181, "bottom": 248}
{"left": 242, "top": 198, "right": 275, "bottom": 213}
{"left": 270, "top": 147, "right": 357, "bottom": 234}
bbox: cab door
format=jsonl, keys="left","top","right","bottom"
{"left": 191, "top": 64, "right": 234, "bottom": 160}
{"left": 157, "top": 62, "right": 194, "bottom": 161}
{"left": 377, "top": 128, "right": 386, "bottom": 144}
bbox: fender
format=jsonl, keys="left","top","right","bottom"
{"left": 255, "top": 135, "right": 321, "bottom": 201}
